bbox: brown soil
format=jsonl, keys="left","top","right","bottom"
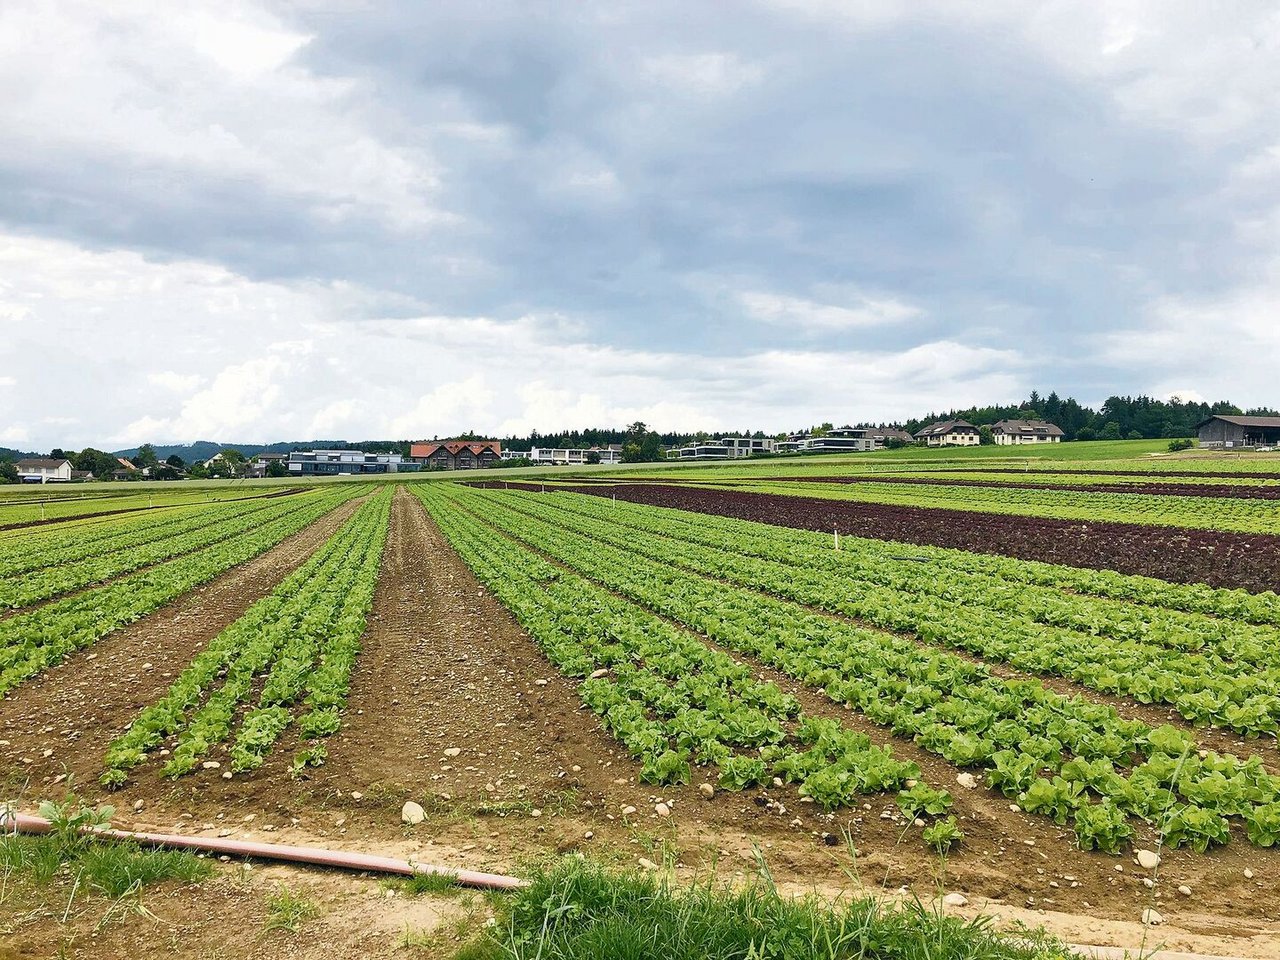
{"left": 4, "top": 487, "right": 1280, "bottom": 959}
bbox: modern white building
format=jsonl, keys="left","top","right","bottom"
{"left": 671, "top": 437, "right": 775, "bottom": 459}
{"left": 287, "top": 449, "right": 404, "bottom": 475}
{"left": 774, "top": 427, "right": 913, "bottom": 455}
{"left": 524, "top": 445, "right": 623, "bottom": 465}
{"left": 15, "top": 458, "right": 72, "bottom": 483}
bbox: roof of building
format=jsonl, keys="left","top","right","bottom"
{"left": 16, "top": 458, "right": 71, "bottom": 470}
{"left": 991, "top": 419, "right": 1065, "bottom": 437}
{"left": 914, "top": 419, "right": 979, "bottom": 438}
{"left": 1195, "top": 415, "right": 1280, "bottom": 429}
{"left": 410, "top": 440, "right": 502, "bottom": 459}
{"left": 117, "top": 457, "right": 139, "bottom": 469}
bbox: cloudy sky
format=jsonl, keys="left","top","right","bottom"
{"left": 2, "top": 1, "right": 1278, "bottom": 450}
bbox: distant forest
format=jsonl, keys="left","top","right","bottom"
{"left": 900, "top": 392, "right": 1280, "bottom": 442}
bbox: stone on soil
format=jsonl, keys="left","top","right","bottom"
{"left": 401, "top": 801, "right": 426, "bottom": 825}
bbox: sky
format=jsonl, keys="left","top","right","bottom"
{"left": 2, "top": 1, "right": 1278, "bottom": 450}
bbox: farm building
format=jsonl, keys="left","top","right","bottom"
{"left": 1195, "top": 415, "right": 1280, "bottom": 449}
{"left": 14, "top": 458, "right": 72, "bottom": 483}
{"left": 288, "top": 449, "right": 405, "bottom": 475}
{"left": 914, "top": 420, "right": 981, "bottom": 446}
{"left": 246, "top": 452, "right": 288, "bottom": 478}
{"left": 410, "top": 440, "right": 502, "bottom": 470}
{"left": 991, "top": 420, "right": 1064, "bottom": 445}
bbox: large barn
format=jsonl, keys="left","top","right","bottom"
{"left": 1195, "top": 415, "right": 1280, "bottom": 449}
{"left": 410, "top": 440, "right": 502, "bottom": 470}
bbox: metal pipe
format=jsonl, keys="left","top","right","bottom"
{"left": 2, "top": 811, "right": 526, "bottom": 891}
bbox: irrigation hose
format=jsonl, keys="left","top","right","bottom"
{"left": 1, "top": 810, "right": 527, "bottom": 891}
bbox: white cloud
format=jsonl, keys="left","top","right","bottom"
{"left": 0, "top": 0, "right": 449, "bottom": 231}
{"left": 642, "top": 52, "right": 765, "bottom": 97}
{"left": 740, "top": 290, "right": 923, "bottom": 330}
{"left": 0, "top": 376, "right": 15, "bottom": 387}
{"left": 148, "top": 371, "right": 203, "bottom": 393}
{"left": 0, "top": 232, "right": 1032, "bottom": 447}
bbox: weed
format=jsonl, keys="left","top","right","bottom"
{"left": 264, "top": 886, "right": 319, "bottom": 933}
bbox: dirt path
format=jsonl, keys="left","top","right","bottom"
{"left": 0, "top": 496, "right": 362, "bottom": 800}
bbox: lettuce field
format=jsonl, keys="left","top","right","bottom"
{"left": 4, "top": 445, "right": 1280, "bottom": 952}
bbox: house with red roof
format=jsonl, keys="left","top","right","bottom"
{"left": 410, "top": 440, "right": 502, "bottom": 470}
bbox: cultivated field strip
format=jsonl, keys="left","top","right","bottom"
{"left": 103, "top": 487, "right": 393, "bottom": 784}
{"left": 524, "top": 487, "right": 1280, "bottom": 624}
{"left": 436, "top": 484, "right": 1280, "bottom": 853}
{"left": 715, "top": 479, "right": 1280, "bottom": 535}
{"left": 0, "top": 500, "right": 251, "bottom": 576}
{"left": 0, "top": 485, "right": 369, "bottom": 696}
{"left": 0, "top": 493, "right": 328, "bottom": 610}
{"left": 545, "top": 481, "right": 1280, "bottom": 593}
{"left": 0, "top": 486, "right": 290, "bottom": 526}
{"left": 414, "top": 486, "right": 959, "bottom": 824}
{"left": 490, "top": 490, "right": 1280, "bottom": 734}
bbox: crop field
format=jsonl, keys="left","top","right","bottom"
{"left": 4, "top": 443, "right": 1280, "bottom": 957}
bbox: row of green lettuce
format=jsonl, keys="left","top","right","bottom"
{"left": 499, "top": 488, "right": 1280, "bottom": 735}
{"left": 415, "top": 485, "right": 966, "bottom": 851}
{"left": 0, "top": 485, "right": 369, "bottom": 697}
{"left": 102, "top": 487, "right": 392, "bottom": 784}
{"left": 440, "top": 484, "right": 1280, "bottom": 853}
{"left": 0, "top": 492, "right": 322, "bottom": 609}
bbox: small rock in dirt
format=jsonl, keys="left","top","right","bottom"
{"left": 955, "top": 773, "right": 977, "bottom": 790}
{"left": 1178, "top": 886, "right": 1192, "bottom": 896}
{"left": 535, "top": 679, "right": 548, "bottom": 686}
{"left": 699, "top": 784, "right": 715, "bottom": 799}
{"left": 530, "top": 809, "right": 542, "bottom": 818}
{"left": 1245, "top": 868, "right": 1255, "bottom": 879}
{"left": 638, "top": 858, "right": 658, "bottom": 871}
{"left": 621, "top": 805, "right": 637, "bottom": 816}
{"left": 571, "top": 765, "right": 582, "bottom": 773}
{"left": 133, "top": 800, "right": 145, "bottom": 813}
{"left": 1136, "top": 850, "right": 1160, "bottom": 870}
{"left": 1142, "top": 908, "right": 1164, "bottom": 926}
{"left": 655, "top": 803, "right": 670, "bottom": 817}
{"left": 222, "top": 771, "right": 233, "bottom": 779}
{"left": 202, "top": 761, "right": 220, "bottom": 769}
{"left": 584, "top": 831, "right": 593, "bottom": 840}
{"left": 351, "top": 792, "right": 363, "bottom": 801}
{"left": 942, "top": 893, "right": 968, "bottom": 908}
{"left": 443, "top": 748, "right": 462, "bottom": 758}
{"left": 589, "top": 669, "right": 609, "bottom": 680}
{"left": 401, "top": 801, "right": 426, "bottom": 825}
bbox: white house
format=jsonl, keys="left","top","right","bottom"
{"left": 914, "top": 420, "right": 981, "bottom": 446}
{"left": 15, "top": 458, "right": 73, "bottom": 483}
{"left": 991, "top": 420, "right": 1064, "bottom": 445}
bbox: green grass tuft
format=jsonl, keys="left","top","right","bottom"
{"left": 455, "top": 858, "right": 1066, "bottom": 960}
{"left": 264, "top": 886, "right": 320, "bottom": 933}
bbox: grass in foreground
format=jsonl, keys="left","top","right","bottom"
{"left": 0, "top": 798, "right": 210, "bottom": 901}
{"left": 455, "top": 859, "right": 1066, "bottom": 960}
